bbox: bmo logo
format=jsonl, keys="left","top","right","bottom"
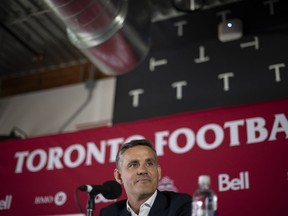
{"left": 218, "top": 171, "right": 250, "bottom": 192}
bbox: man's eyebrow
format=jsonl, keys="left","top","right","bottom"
{"left": 146, "top": 158, "right": 157, "bottom": 163}
{"left": 127, "top": 159, "right": 138, "bottom": 165}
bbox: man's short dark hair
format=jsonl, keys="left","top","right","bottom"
{"left": 115, "top": 139, "right": 157, "bottom": 169}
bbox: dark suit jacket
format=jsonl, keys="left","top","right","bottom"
{"left": 99, "top": 190, "right": 192, "bottom": 216}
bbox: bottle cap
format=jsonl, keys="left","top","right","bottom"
{"left": 198, "top": 175, "right": 211, "bottom": 186}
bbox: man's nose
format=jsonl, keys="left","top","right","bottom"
{"left": 137, "top": 163, "right": 148, "bottom": 175}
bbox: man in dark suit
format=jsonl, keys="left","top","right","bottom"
{"left": 99, "top": 139, "right": 192, "bottom": 216}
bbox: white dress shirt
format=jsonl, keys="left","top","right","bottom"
{"left": 127, "top": 190, "right": 158, "bottom": 216}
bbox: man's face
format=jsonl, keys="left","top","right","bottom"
{"left": 114, "top": 145, "right": 161, "bottom": 201}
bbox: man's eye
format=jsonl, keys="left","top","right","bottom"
{"left": 128, "top": 163, "right": 137, "bottom": 168}
{"left": 147, "top": 161, "right": 154, "bottom": 166}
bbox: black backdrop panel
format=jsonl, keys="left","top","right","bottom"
{"left": 113, "top": 0, "right": 288, "bottom": 124}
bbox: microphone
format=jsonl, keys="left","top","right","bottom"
{"left": 78, "top": 180, "right": 122, "bottom": 199}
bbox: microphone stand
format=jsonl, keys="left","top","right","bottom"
{"left": 86, "top": 192, "right": 96, "bottom": 216}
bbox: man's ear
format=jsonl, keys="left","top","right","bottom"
{"left": 158, "top": 165, "right": 161, "bottom": 180}
{"left": 114, "top": 169, "right": 123, "bottom": 184}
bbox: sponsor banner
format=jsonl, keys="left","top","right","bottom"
{"left": 0, "top": 98, "right": 288, "bottom": 215}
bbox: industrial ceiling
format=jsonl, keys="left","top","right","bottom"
{"left": 0, "top": 0, "right": 246, "bottom": 79}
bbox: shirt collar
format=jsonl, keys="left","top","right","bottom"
{"left": 126, "top": 190, "right": 158, "bottom": 215}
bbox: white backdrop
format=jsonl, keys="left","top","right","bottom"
{"left": 0, "top": 77, "right": 116, "bottom": 137}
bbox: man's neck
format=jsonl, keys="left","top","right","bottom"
{"left": 127, "top": 190, "right": 157, "bottom": 214}
{"left": 128, "top": 196, "right": 149, "bottom": 213}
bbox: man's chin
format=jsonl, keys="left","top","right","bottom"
{"left": 136, "top": 189, "right": 155, "bottom": 199}
{"left": 136, "top": 184, "right": 156, "bottom": 194}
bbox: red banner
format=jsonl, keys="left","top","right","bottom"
{"left": 1, "top": 98, "right": 288, "bottom": 215}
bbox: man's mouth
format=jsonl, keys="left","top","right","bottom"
{"left": 137, "top": 178, "right": 151, "bottom": 183}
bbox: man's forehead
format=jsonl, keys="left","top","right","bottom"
{"left": 119, "top": 145, "right": 156, "bottom": 162}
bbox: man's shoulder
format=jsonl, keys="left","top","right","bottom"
{"left": 151, "top": 190, "right": 192, "bottom": 215}
{"left": 156, "top": 190, "right": 192, "bottom": 206}
{"left": 160, "top": 190, "right": 192, "bottom": 200}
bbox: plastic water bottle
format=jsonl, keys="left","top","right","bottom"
{"left": 192, "top": 175, "right": 217, "bottom": 216}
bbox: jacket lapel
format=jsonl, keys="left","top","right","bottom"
{"left": 148, "top": 190, "right": 168, "bottom": 216}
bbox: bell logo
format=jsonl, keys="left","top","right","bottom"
{"left": 0, "top": 195, "right": 12, "bottom": 210}
{"left": 218, "top": 171, "right": 250, "bottom": 192}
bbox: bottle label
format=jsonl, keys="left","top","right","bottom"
{"left": 192, "top": 193, "right": 217, "bottom": 216}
